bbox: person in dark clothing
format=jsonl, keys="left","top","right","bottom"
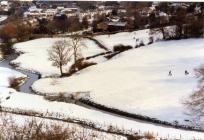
{"left": 168, "top": 70, "right": 172, "bottom": 76}
{"left": 185, "top": 70, "right": 189, "bottom": 75}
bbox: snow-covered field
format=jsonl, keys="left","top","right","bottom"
{"left": 32, "top": 38, "right": 204, "bottom": 127}
{"left": 0, "top": 113, "right": 126, "bottom": 140}
{"left": 1, "top": 91, "right": 204, "bottom": 139}
{"left": 94, "top": 26, "right": 177, "bottom": 51}
{"left": 12, "top": 38, "right": 106, "bottom": 77}
{"left": 1, "top": 64, "right": 203, "bottom": 139}
{"left": 94, "top": 29, "right": 163, "bottom": 50}
{"left": 0, "top": 67, "right": 25, "bottom": 99}
{"left": 0, "top": 37, "right": 204, "bottom": 139}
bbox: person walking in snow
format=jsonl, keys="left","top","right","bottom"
{"left": 185, "top": 70, "right": 189, "bottom": 75}
{"left": 168, "top": 70, "right": 172, "bottom": 76}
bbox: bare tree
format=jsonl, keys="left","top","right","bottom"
{"left": 48, "top": 40, "right": 72, "bottom": 76}
{"left": 69, "top": 35, "right": 86, "bottom": 63}
{"left": 184, "top": 66, "right": 204, "bottom": 126}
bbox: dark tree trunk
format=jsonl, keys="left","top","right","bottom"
{"left": 74, "top": 51, "right": 77, "bottom": 63}
{"left": 161, "top": 27, "right": 165, "bottom": 40}
{"left": 59, "top": 64, "right": 63, "bottom": 76}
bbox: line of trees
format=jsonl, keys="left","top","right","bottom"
{"left": 34, "top": 14, "right": 89, "bottom": 35}
{"left": 0, "top": 18, "right": 33, "bottom": 55}
{"left": 0, "top": 14, "right": 89, "bottom": 55}
{"left": 148, "top": 4, "right": 204, "bottom": 39}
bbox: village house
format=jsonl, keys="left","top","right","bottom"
{"left": 97, "top": 16, "right": 127, "bottom": 32}
{"left": 0, "top": 0, "right": 9, "bottom": 12}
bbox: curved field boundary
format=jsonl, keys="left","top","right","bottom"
{"left": 79, "top": 99, "right": 204, "bottom": 133}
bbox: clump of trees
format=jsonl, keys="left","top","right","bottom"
{"left": 48, "top": 35, "right": 86, "bottom": 77}
{"left": 0, "top": 20, "right": 32, "bottom": 55}
{"left": 152, "top": 3, "right": 203, "bottom": 39}
{"left": 76, "top": 1, "right": 97, "bottom": 11}
{"left": 34, "top": 15, "right": 85, "bottom": 35}
{"left": 0, "top": 20, "right": 32, "bottom": 42}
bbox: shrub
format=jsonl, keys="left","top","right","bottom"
{"left": 0, "top": 112, "right": 124, "bottom": 140}
{"left": 127, "top": 135, "right": 144, "bottom": 140}
{"left": 68, "top": 59, "right": 96, "bottom": 75}
{"left": 113, "top": 44, "right": 133, "bottom": 52}
{"left": 144, "top": 132, "right": 155, "bottom": 140}
{"left": 148, "top": 37, "right": 153, "bottom": 45}
{"left": 44, "top": 92, "right": 73, "bottom": 103}
{"left": 139, "top": 41, "right": 145, "bottom": 47}
{"left": 105, "top": 52, "right": 121, "bottom": 59}
{"left": 0, "top": 43, "right": 14, "bottom": 56}
{"left": 8, "top": 77, "right": 25, "bottom": 91}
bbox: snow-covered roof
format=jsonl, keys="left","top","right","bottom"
{"left": 195, "top": 6, "right": 201, "bottom": 14}
{"left": 45, "top": 9, "right": 57, "bottom": 14}
{"left": 107, "top": 16, "right": 120, "bottom": 22}
{"left": 0, "top": 1, "right": 8, "bottom": 6}
{"left": 107, "top": 21, "right": 127, "bottom": 27}
{"left": 118, "top": 9, "right": 126, "bottom": 13}
{"left": 28, "top": 6, "right": 42, "bottom": 13}
{"left": 159, "top": 12, "right": 168, "bottom": 17}
{"left": 98, "top": 5, "right": 105, "bottom": 10}
{"left": 57, "top": 6, "right": 64, "bottom": 10}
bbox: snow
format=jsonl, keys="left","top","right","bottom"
{"left": 0, "top": 1, "right": 8, "bottom": 6}
{"left": 12, "top": 38, "right": 105, "bottom": 77}
{"left": 0, "top": 37, "right": 204, "bottom": 139}
{"left": 0, "top": 49, "right": 2, "bottom": 60}
{"left": 0, "top": 113, "right": 126, "bottom": 140}
{"left": 159, "top": 11, "right": 168, "bottom": 16}
{"left": 0, "top": 67, "right": 25, "bottom": 87}
{"left": 0, "top": 67, "right": 25, "bottom": 103}
{"left": 0, "top": 91, "right": 204, "bottom": 139}
{"left": 94, "top": 28, "right": 163, "bottom": 50}
{"left": 32, "top": 38, "right": 204, "bottom": 126}
{"left": 0, "top": 15, "right": 7, "bottom": 22}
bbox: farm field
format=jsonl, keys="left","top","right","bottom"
{"left": 0, "top": 31, "right": 204, "bottom": 140}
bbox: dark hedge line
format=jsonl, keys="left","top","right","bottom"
{"left": 79, "top": 98, "right": 204, "bottom": 133}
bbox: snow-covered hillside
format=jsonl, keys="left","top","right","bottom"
{"left": 1, "top": 91, "right": 204, "bottom": 139}
{"left": 94, "top": 29, "right": 163, "bottom": 50}
{"left": 32, "top": 38, "right": 204, "bottom": 126}
{"left": 94, "top": 26, "right": 177, "bottom": 51}
{"left": 1, "top": 61, "right": 203, "bottom": 139}
{"left": 12, "top": 38, "right": 106, "bottom": 77}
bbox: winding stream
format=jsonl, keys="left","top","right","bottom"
{"left": 0, "top": 54, "right": 39, "bottom": 93}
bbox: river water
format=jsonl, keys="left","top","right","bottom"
{"left": 0, "top": 54, "right": 39, "bottom": 93}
